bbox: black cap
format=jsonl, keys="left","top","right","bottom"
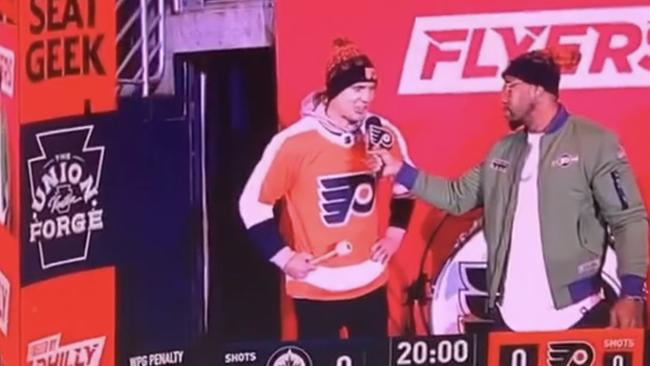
{"left": 502, "top": 50, "right": 561, "bottom": 96}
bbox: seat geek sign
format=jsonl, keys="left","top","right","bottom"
{"left": 26, "top": 0, "right": 104, "bottom": 83}
{"left": 20, "top": 0, "right": 116, "bottom": 123}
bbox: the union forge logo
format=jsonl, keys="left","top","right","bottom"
{"left": 27, "top": 126, "right": 105, "bottom": 269}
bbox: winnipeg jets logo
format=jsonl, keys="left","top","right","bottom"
{"left": 266, "top": 346, "right": 312, "bottom": 366}
{"left": 547, "top": 341, "right": 595, "bottom": 366}
{"left": 318, "top": 172, "right": 375, "bottom": 226}
{"left": 27, "top": 125, "right": 105, "bottom": 269}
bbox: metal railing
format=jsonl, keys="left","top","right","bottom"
{"left": 116, "top": 0, "right": 166, "bottom": 97}
{"left": 173, "top": 0, "right": 267, "bottom": 12}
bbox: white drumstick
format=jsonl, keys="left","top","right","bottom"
{"left": 311, "top": 241, "right": 353, "bottom": 265}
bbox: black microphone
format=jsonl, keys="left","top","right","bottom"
{"left": 364, "top": 116, "right": 383, "bottom": 152}
{"left": 364, "top": 116, "right": 387, "bottom": 177}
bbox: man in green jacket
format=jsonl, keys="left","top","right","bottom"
{"left": 373, "top": 49, "right": 648, "bottom": 331}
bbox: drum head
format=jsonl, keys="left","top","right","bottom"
{"left": 430, "top": 226, "right": 620, "bottom": 335}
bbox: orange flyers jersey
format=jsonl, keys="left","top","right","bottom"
{"left": 240, "top": 114, "right": 411, "bottom": 300}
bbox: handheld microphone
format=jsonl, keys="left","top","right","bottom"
{"left": 364, "top": 116, "right": 394, "bottom": 152}
{"left": 363, "top": 116, "right": 394, "bottom": 176}
{"left": 364, "top": 116, "right": 382, "bottom": 151}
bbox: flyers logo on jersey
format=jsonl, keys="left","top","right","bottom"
{"left": 318, "top": 172, "right": 375, "bottom": 226}
{"left": 399, "top": 6, "right": 650, "bottom": 94}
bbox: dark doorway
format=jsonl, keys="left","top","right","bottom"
{"left": 195, "top": 47, "right": 283, "bottom": 344}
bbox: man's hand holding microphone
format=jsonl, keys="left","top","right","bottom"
{"left": 367, "top": 148, "right": 403, "bottom": 177}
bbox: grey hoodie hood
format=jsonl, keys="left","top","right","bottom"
{"left": 299, "top": 92, "right": 363, "bottom": 135}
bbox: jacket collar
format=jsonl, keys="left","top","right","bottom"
{"left": 545, "top": 104, "right": 569, "bottom": 134}
{"left": 525, "top": 104, "right": 569, "bottom": 135}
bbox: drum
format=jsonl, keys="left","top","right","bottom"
{"left": 430, "top": 221, "right": 621, "bottom": 335}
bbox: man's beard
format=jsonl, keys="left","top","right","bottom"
{"left": 504, "top": 108, "right": 523, "bottom": 131}
{"left": 508, "top": 118, "right": 524, "bottom": 131}
{"left": 505, "top": 103, "right": 534, "bottom": 131}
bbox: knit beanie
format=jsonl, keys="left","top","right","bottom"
{"left": 502, "top": 46, "right": 581, "bottom": 96}
{"left": 325, "top": 38, "right": 378, "bottom": 100}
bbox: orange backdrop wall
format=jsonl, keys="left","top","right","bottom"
{"left": 275, "top": 0, "right": 650, "bottom": 338}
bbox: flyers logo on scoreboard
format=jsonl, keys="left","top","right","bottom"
{"left": 547, "top": 341, "right": 595, "bottom": 366}
{"left": 399, "top": 6, "right": 650, "bottom": 94}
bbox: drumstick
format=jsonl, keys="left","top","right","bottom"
{"left": 311, "top": 241, "right": 353, "bottom": 265}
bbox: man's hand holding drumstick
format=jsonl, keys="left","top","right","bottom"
{"left": 284, "top": 241, "right": 353, "bottom": 279}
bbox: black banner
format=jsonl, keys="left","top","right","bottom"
{"left": 20, "top": 114, "right": 113, "bottom": 285}
{"left": 218, "top": 334, "right": 480, "bottom": 366}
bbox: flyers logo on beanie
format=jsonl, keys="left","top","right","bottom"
{"left": 365, "top": 67, "right": 377, "bottom": 81}
{"left": 325, "top": 38, "right": 378, "bottom": 99}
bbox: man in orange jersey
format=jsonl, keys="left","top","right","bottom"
{"left": 239, "top": 38, "right": 414, "bottom": 339}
